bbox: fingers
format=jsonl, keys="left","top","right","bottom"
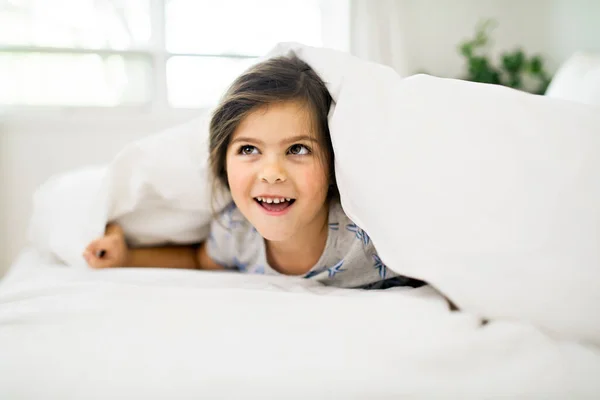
{"left": 85, "top": 238, "right": 97, "bottom": 253}
{"left": 83, "top": 252, "right": 105, "bottom": 268}
{"left": 83, "top": 238, "right": 116, "bottom": 268}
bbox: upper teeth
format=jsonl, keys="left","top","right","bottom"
{"left": 257, "top": 197, "right": 291, "bottom": 203}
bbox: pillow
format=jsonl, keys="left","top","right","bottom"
{"left": 545, "top": 51, "right": 600, "bottom": 105}
{"left": 28, "top": 165, "right": 108, "bottom": 266}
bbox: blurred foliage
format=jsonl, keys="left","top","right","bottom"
{"left": 459, "top": 19, "right": 552, "bottom": 94}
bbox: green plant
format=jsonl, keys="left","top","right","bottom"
{"left": 459, "top": 19, "right": 552, "bottom": 95}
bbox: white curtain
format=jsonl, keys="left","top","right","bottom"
{"left": 349, "top": 0, "right": 411, "bottom": 76}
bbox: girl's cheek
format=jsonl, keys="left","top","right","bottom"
{"left": 227, "top": 159, "right": 254, "bottom": 192}
{"left": 226, "top": 159, "right": 241, "bottom": 190}
{"left": 297, "top": 163, "right": 328, "bottom": 197}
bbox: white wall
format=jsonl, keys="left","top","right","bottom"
{"left": 398, "top": 0, "right": 600, "bottom": 78}
{"left": 1, "top": 0, "right": 599, "bottom": 277}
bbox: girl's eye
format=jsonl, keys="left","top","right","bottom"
{"left": 239, "top": 145, "right": 258, "bottom": 155}
{"left": 288, "top": 144, "right": 311, "bottom": 156}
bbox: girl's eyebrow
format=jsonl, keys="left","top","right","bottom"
{"left": 230, "top": 135, "right": 318, "bottom": 146}
{"left": 282, "top": 135, "right": 318, "bottom": 144}
{"left": 230, "top": 136, "right": 263, "bottom": 146}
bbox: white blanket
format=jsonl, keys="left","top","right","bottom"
{"left": 5, "top": 42, "right": 600, "bottom": 396}
{"left": 26, "top": 43, "right": 600, "bottom": 345}
{"left": 1, "top": 249, "right": 599, "bottom": 399}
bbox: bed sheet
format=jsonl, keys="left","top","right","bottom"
{"left": 1, "top": 248, "right": 599, "bottom": 399}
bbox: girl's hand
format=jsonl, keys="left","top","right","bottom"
{"left": 83, "top": 223, "right": 129, "bottom": 268}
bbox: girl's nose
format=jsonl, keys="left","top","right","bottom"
{"left": 260, "top": 158, "right": 287, "bottom": 184}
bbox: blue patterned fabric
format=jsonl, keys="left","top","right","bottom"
{"left": 205, "top": 200, "right": 421, "bottom": 289}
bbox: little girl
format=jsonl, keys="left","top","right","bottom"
{"left": 83, "top": 55, "right": 423, "bottom": 290}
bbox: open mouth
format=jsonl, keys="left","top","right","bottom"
{"left": 254, "top": 196, "right": 296, "bottom": 213}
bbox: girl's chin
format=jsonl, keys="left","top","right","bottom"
{"left": 256, "top": 229, "right": 294, "bottom": 243}
{"left": 251, "top": 224, "right": 296, "bottom": 242}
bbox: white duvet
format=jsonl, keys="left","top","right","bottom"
{"left": 1, "top": 249, "right": 599, "bottom": 399}
{"left": 2, "top": 43, "right": 600, "bottom": 397}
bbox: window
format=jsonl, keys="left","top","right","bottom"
{"left": 0, "top": 0, "right": 346, "bottom": 110}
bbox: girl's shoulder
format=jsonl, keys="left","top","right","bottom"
{"left": 327, "top": 200, "right": 372, "bottom": 249}
{"left": 213, "top": 202, "right": 253, "bottom": 232}
{"left": 207, "top": 202, "right": 260, "bottom": 269}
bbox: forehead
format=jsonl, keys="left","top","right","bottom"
{"left": 233, "top": 100, "right": 317, "bottom": 142}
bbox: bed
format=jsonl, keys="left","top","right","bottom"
{"left": 2, "top": 44, "right": 600, "bottom": 398}
{"left": 2, "top": 248, "right": 599, "bottom": 398}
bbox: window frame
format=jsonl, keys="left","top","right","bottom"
{"left": 0, "top": 0, "right": 349, "bottom": 120}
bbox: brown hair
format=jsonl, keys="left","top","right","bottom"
{"left": 209, "top": 55, "right": 337, "bottom": 200}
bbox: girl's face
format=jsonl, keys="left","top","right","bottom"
{"left": 225, "top": 100, "right": 330, "bottom": 242}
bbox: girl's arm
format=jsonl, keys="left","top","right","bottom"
{"left": 84, "top": 223, "right": 224, "bottom": 270}
{"left": 126, "top": 243, "right": 224, "bottom": 270}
